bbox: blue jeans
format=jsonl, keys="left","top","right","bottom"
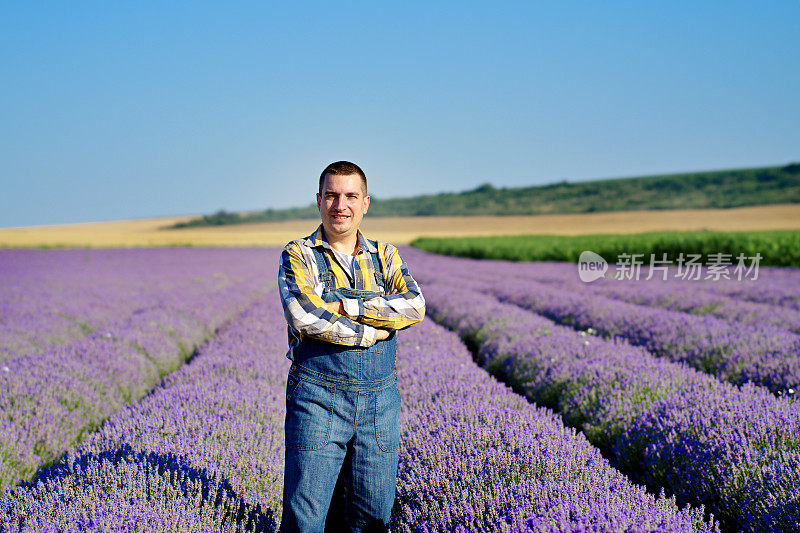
{"left": 280, "top": 331, "right": 400, "bottom": 532}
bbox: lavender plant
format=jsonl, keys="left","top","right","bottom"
{"left": 522, "top": 267, "right": 800, "bottom": 334}
{"left": 1, "top": 296, "right": 287, "bottom": 532}
{"left": 0, "top": 248, "right": 278, "bottom": 490}
{"left": 1, "top": 287, "right": 716, "bottom": 532}
{"left": 418, "top": 280, "right": 799, "bottom": 532}
{"left": 401, "top": 248, "right": 800, "bottom": 396}
{"left": 0, "top": 248, "right": 275, "bottom": 361}
{"left": 393, "top": 316, "right": 717, "bottom": 532}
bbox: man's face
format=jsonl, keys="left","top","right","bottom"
{"left": 316, "top": 173, "right": 370, "bottom": 242}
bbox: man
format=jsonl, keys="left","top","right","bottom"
{"left": 277, "top": 161, "right": 426, "bottom": 532}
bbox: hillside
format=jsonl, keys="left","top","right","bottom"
{"left": 170, "top": 163, "right": 800, "bottom": 228}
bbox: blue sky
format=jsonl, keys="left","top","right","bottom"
{"left": 1, "top": 1, "right": 798, "bottom": 227}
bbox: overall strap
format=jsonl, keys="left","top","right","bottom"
{"left": 314, "top": 241, "right": 385, "bottom": 294}
{"left": 311, "top": 247, "right": 335, "bottom": 291}
{"left": 369, "top": 240, "right": 385, "bottom": 291}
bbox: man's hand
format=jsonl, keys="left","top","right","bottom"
{"left": 325, "top": 287, "right": 400, "bottom": 316}
{"left": 325, "top": 287, "right": 401, "bottom": 342}
{"left": 323, "top": 300, "right": 343, "bottom": 314}
{"left": 374, "top": 287, "right": 401, "bottom": 340}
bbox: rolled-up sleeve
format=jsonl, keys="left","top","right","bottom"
{"left": 341, "top": 244, "right": 426, "bottom": 330}
{"left": 278, "top": 242, "right": 377, "bottom": 347}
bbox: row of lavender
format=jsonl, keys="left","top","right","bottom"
{"left": 469, "top": 257, "right": 800, "bottom": 334}
{"left": 439, "top": 252, "right": 800, "bottom": 313}
{"left": 1, "top": 292, "right": 716, "bottom": 531}
{"left": 393, "top": 313, "right": 714, "bottom": 531}
{"left": 402, "top": 249, "right": 800, "bottom": 396}
{"left": 531, "top": 265, "right": 800, "bottom": 334}
{"left": 690, "top": 267, "right": 800, "bottom": 311}
{"left": 0, "top": 248, "right": 278, "bottom": 490}
{"left": 0, "top": 248, "right": 274, "bottom": 361}
{"left": 491, "top": 278, "right": 800, "bottom": 395}
{"left": 401, "top": 249, "right": 799, "bottom": 532}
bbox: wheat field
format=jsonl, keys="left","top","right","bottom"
{"left": 1, "top": 203, "right": 798, "bottom": 248}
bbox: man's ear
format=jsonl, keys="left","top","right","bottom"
{"left": 363, "top": 194, "right": 370, "bottom": 213}
{"left": 316, "top": 193, "right": 321, "bottom": 211}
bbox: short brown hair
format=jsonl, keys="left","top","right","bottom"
{"left": 319, "top": 161, "right": 367, "bottom": 196}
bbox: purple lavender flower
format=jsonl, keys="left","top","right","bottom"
{"left": 412, "top": 270, "right": 799, "bottom": 532}
{"left": 401, "top": 247, "right": 800, "bottom": 395}
{"left": 0, "top": 248, "right": 278, "bottom": 489}
{"left": 0, "top": 264, "right": 715, "bottom": 532}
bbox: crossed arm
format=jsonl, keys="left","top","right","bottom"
{"left": 321, "top": 289, "right": 399, "bottom": 340}
{"left": 277, "top": 242, "right": 426, "bottom": 348}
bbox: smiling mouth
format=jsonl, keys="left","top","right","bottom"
{"left": 331, "top": 214, "right": 349, "bottom": 220}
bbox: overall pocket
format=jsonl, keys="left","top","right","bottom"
{"left": 285, "top": 378, "right": 333, "bottom": 451}
{"left": 374, "top": 383, "right": 401, "bottom": 452}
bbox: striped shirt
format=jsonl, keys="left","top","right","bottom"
{"left": 278, "top": 224, "right": 426, "bottom": 352}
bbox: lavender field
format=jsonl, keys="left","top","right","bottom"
{"left": 2, "top": 247, "right": 798, "bottom": 532}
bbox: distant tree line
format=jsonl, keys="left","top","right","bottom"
{"left": 170, "top": 163, "right": 800, "bottom": 229}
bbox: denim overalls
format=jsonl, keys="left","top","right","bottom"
{"left": 280, "top": 242, "right": 400, "bottom": 533}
